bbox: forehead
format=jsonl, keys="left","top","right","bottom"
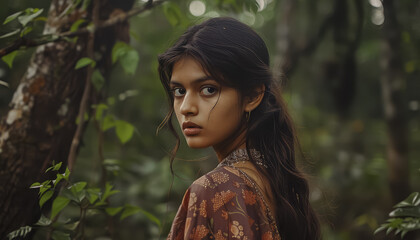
{"left": 171, "top": 57, "right": 208, "bottom": 82}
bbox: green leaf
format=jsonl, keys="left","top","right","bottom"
{"left": 94, "top": 103, "right": 108, "bottom": 121}
{"left": 64, "top": 167, "right": 70, "bottom": 181}
{"left": 115, "top": 120, "right": 134, "bottom": 144}
{"left": 70, "top": 182, "right": 87, "bottom": 202}
{"left": 3, "top": 11, "right": 23, "bottom": 24}
{"left": 39, "top": 184, "right": 51, "bottom": 196}
{"left": 401, "top": 230, "right": 409, "bottom": 238}
{"left": 7, "top": 226, "right": 32, "bottom": 240}
{"left": 51, "top": 196, "right": 71, "bottom": 219}
{"left": 120, "top": 49, "right": 139, "bottom": 75}
{"left": 0, "top": 80, "right": 9, "bottom": 88}
{"left": 105, "top": 206, "right": 123, "bottom": 216}
{"left": 395, "top": 192, "right": 420, "bottom": 208}
{"left": 34, "top": 16, "right": 48, "bottom": 22}
{"left": 119, "top": 205, "right": 160, "bottom": 226}
{"left": 35, "top": 215, "right": 52, "bottom": 226}
{"left": 111, "top": 41, "right": 139, "bottom": 75}
{"left": 41, "top": 180, "right": 52, "bottom": 186}
{"left": 112, "top": 41, "right": 128, "bottom": 64}
{"left": 86, "top": 188, "right": 101, "bottom": 204}
{"left": 70, "top": 19, "right": 86, "bottom": 32}
{"left": 386, "top": 226, "right": 394, "bottom": 235}
{"left": 102, "top": 114, "right": 115, "bottom": 131}
{"left": 20, "top": 26, "right": 33, "bottom": 37}
{"left": 62, "top": 221, "right": 79, "bottom": 231}
{"left": 82, "top": 0, "right": 92, "bottom": 11}
{"left": 92, "top": 69, "right": 105, "bottom": 91}
{"left": 388, "top": 218, "right": 404, "bottom": 228}
{"left": 45, "top": 164, "right": 54, "bottom": 173}
{"left": 54, "top": 173, "right": 64, "bottom": 187}
{"left": 244, "top": 0, "right": 259, "bottom": 13}
{"left": 1, "top": 50, "right": 18, "bottom": 68}
{"left": 61, "top": 188, "right": 79, "bottom": 202}
{"left": 120, "top": 205, "right": 141, "bottom": 220}
{"left": 101, "top": 182, "right": 119, "bottom": 202}
{"left": 39, "top": 190, "right": 54, "bottom": 207}
{"left": 129, "top": 30, "right": 141, "bottom": 43}
{"left": 163, "top": 2, "right": 186, "bottom": 26}
{"left": 75, "top": 190, "right": 86, "bottom": 203}
{"left": 0, "top": 29, "right": 20, "bottom": 39}
{"left": 30, "top": 182, "right": 41, "bottom": 189}
{"left": 71, "top": 182, "right": 87, "bottom": 192}
{"left": 138, "top": 208, "right": 161, "bottom": 227}
{"left": 75, "top": 112, "right": 89, "bottom": 124}
{"left": 18, "top": 8, "right": 44, "bottom": 27}
{"left": 51, "top": 230, "right": 71, "bottom": 240}
{"left": 390, "top": 207, "right": 420, "bottom": 218}
{"left": 93, "top": 201, "right": 107, "bottom": 207}
{"left": 75, "top": 57, "right": 95, "bottom": 69}
{"left": 52, "top": 162, "right": 63, "bottom": 171}
{"left": 45, "top": 161, "right": 62, "bottom": 173}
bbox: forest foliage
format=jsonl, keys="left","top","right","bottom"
{"left": 0, "top": 0, "right": 419, "bottom": 239}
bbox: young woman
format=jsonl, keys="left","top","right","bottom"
{"left": 158, "top": 17, "right": 320, "bottom": 240}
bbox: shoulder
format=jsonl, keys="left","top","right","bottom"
{"left": 187, "top": 165, "right": 261, "bottom": 215}
{"left": 168, "top": 165, "right": 279, "bottom": 239}
{"left": 190, "top": 165, "right": 244, "bottom": 195}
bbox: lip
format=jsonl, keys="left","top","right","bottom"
{"left": 182, "top": 121, "right": 202, "bottom": 136}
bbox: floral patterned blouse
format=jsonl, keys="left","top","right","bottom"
{"left": 167, "top": 164, "right": 281, "bottom": 240}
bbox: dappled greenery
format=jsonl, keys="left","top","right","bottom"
{"left": 1, "top": 0, "right": 419, "bottom": 239}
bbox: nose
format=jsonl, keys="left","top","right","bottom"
{"left": 179, "top": 92, "right": 198, "bottom": 116}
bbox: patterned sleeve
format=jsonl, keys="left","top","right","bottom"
{"left": 167, "top": 167, "right": 278, "bottom": 240}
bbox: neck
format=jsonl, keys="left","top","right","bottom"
{"left": 213, "top": 127, "right": 247, "bottom": 162}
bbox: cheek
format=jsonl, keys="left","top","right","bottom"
{"left": 215, "top": 108, "right": 242, "bottom": 130}
{"left": 208, "top": 98, "right": 243, "bottom": 133}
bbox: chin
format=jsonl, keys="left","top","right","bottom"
{"left": 185, "top": 138, "right": 211, "bottom": 149}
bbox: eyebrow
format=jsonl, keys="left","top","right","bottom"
{"left": 170, "top": 76, "right": 214, "bottom": 86}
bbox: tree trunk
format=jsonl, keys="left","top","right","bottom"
{"left": 273, "top": 0, "right": 295, "bottom": 88}
{"left": 381, "top": 0, "right": 410, "bottom": 204}
{"left": 0, "top": 0, "right": 129, "bottom": 237}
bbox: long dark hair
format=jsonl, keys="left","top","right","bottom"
{"left": 158, "top": 17, "right": 320, "bottom": 240}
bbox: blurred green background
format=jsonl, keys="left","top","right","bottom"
{"left": 0, "top": 0, "right": 419, "bottom": 239}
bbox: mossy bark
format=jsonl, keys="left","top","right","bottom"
{"left": 0, "top": 0, "right": 129, "bottom": 237}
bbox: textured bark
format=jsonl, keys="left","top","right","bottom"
{"left": 0, "top": 0, "right": 130, "bottom": 237}
{"left": 381, "top": 0, "right": 410, "bottom": 204}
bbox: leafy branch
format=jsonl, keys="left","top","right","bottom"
{"left": 6, "top": 161, "right": 160, "bottom": 240}
{"left": 0, "top": 0, "right": 165, "bottom": 57}
{"left": 375, "top": 192, "right": 420, "bottom": 238}
{"left": 66, "top": 0, "right": 99, "bottom": 173}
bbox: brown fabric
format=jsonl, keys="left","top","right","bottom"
{"left": 167, "top": 166, "right": 281, "bottom": 240}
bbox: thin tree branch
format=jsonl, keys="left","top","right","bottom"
{"left": 0, "top": 0, "right": 165, "bottom": 57}
{"left": 67, "top": 0, "right": 99, "bottom": 172}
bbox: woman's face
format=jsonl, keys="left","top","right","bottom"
{"left": 170, "top": 57, "right": 246, "bottom": 150}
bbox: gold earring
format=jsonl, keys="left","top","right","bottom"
{"left": 246, "top": 111, "right": 251, "bottom": 122}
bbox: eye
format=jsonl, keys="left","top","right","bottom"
{"left": 172, "top": 88, "right": 186, "bottom": 97}
{"left": 201, "top": 86, "right": 217, "bottom": 96}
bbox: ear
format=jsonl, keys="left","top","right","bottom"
{"left": 244, "top": 84, "right": 265, "bottom": 112}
